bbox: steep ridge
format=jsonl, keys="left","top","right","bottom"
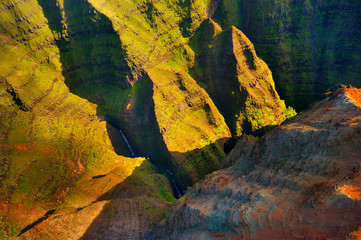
{"left": 0, "top": 0, "right": 144, "bottom": 237}
{"left": 17, "top": 161, "right": 175, "bottom": 240}
{"left": 152, "top": 85, "right": 361, "bottom": 239}
{"left": 0, "top": 0, "right": 295, "bottom": 238}
{"left": 148, "top": 65, "right": 231, "bottom": 188}
{"left": 190, "top": 19, "right": 290, "bottom": 136}
{"left": 33, "top": 0, "right": 232, "bottom": 189}
{"left": 215, "top": 0, "right": 361, "bottom": 110}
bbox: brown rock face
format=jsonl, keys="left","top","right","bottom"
{"left": 151, "top": 85, "right": 361, "bottom": 239}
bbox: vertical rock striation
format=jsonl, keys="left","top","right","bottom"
{"left": 215, "top": 0, "right": 361, "bottom": 110}
{"left": 191, "top": 19, "right": 287, "bottom": 136}
{"left": 152, "top": 85, "right": 361, "bottom": 239}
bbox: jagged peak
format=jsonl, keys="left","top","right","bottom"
{"left": 191, "top": 18, "right": 223, "bottom": 51}
{"left": 230, "top": 26, "right": 261, "bottom": 71}
{"left": 206, "top": 18, "right": 223, "bottom": 37}
{"left": 324, "top": 84, "right": 361, "bottom": 105}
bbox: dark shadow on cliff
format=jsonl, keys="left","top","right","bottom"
{"left": 80, "top": 138, "right": 231, "bottom": 239}
{"left": 169, "top": 138, "right": 231, "bottom": 190}
{"left": 188, "top": 21, "right": 245, "bottom": 136}
{"left": 36, "top": 0, "right": 229, "bottom": 198}
{"left": 78, "top": 160, "right": 176, "bottom": 240}
{"left": 36, "top": 0, "right": 173, "bottom": 167}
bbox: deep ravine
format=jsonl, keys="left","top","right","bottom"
{"left": 117, "top": 127, "right": 183, "bottom": 199}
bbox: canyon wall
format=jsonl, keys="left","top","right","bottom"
{"left": 152, "top": 85, "right": 361, "bottom": 239}
{"left": 215, "top": 0, "right": 361, "bottom": 110}
{"left": 0, "top": 0, "right": 287, "bottom": 238}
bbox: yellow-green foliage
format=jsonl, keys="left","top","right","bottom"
{"left": 149, "top": 64, "right": 230, "bottom": 153}
{"left": 148, "top": 64, "right": 230, "bottom": 186}
{"left": 0, "top": 0, "right": 143, "bottom": 236}
{"left": 231, "top": 27, "right": 286, "bottom": 134}
{"left": 188, "top": 20, "right": 287, "bottom": 136}
{"left": 284, "top": 106, "right": 297, "bottom": 120}
{"left": 88, "top": 0, "right": 213, "bottom": 72}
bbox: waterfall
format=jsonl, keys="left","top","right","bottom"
{"left": 119, "top": 129, "right": 135, "bottom": 157}
{"left": 172, "top": 179, "right": 182, "bottom": 198}
{"left": 118, "top": 127, "right": 183, "bottom": 198}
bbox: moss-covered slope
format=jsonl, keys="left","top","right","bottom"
{"left": 190, "top": 19, "right": 288, "bottom": 136}
{"left": 149, "top": 64, "right": 231, "bottom": 187}
{"left": 34, "top": 0, "right": 232, "bottom": 190}
{"left": 0, "top": 0, "right": 144, "bottom": 237}
{"left": 215, "top": 0, "right": 361, "bottom": 110}
{"left": 0, "top": 0, "right": 294, "bottom": 238}
{"left": 0, "top": 0, "right": 226, "bottom": 237}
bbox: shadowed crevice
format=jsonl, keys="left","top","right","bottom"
{"left": 17, "top": 209, "right": 55, "bottom": 236}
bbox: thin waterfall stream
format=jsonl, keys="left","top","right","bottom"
{"left": 117, "top": 127, "right": 183, "bottom": 198}
{"left": 119, "top": 129, "right": 135, "bottom": 157}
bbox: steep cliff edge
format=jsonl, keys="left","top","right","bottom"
{"left": 215, "top": 0, "right": 361, "bottom": 110}
{"left": 152, "top": 85, "right": 361, "bottom": 239}
{"left": 0, "top": 0, "right": 295, "bottom": 238}
{"left": 190, "top": 19, "right": 288, "bottom": 136}
{"left": 0, "top": 0, "right": 149, "bottom": 237}
{"left": 17, "top": 160, "right": 175, "bottom": 240}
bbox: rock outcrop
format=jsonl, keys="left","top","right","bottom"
{"left": 152, "top": 85, "right": 361, "bottom": 239}
{"left": 191, "top": 19, "right": 287, "bottom": 136}
{"left": 17, "top": 161, "right": 175, "bottom": 240}
{"left": 0, "top": 0, "right": 287, "bottom": 238}
{"left": 215, "top": 0, "right": 361, "bottom": 110}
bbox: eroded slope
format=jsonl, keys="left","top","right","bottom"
{"left": 215, "top": 0, "right": 361, "bottom": 110}
{"left": 0, "top": 0, "right": 293, "bottom": 238}
{"left": 191, "top": 19, "right": 289, "bottom": 136}
{"left": 152, "top": 85, "right": 361, "bottom": 239}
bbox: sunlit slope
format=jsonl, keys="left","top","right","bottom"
{"left": 0, "top": 0, "right": 293, "bottom": 237}
{"left": 152, "top": 85, "right": 361, "bottom": 240}
{"left": 17, "top": 160, "right": 176, "bottom": 240}
{"left": 190, "top": 19, "right": 289, "bottom": 136}
{"left": 149, "top": 64, "right": 231, "bottom": 187}
{"left": 0, "top": 0, "right": 142, "bottom": 237}
{"left": 41, "top": 0, "right": 232, "bottom": 189}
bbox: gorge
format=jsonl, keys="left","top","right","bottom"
{"left": 0, "top": 0, "right": 360, "bottom": 239}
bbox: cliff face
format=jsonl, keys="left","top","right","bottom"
{"left": 152, "top": 85, "right": 361, "bottom": 239}
{"left": 21, "top": 0, "right": 286, "bottom": 189}
{"left": 0, "top": 0, "right": 288, "bottom": 238}
{"left": 36, "top": 0, "right": 232, "bottom": 188}
{"left": 191, "top": 19, "right": 288, "bottom": 136}
{"left": 17, "top": 160, "right": 175, "bottom": 240}
{"left": 215, "top": 0, "right": 361, "bottom": 110}
{"left": 0, "top": 0, "right": 147, "bottom": 237}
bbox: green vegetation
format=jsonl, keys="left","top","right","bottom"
{"left": 148, "top": 64, "right": 231, "bottom": 187}
{"left": 102, "top": 160, "right": 176, "bottom": 204}
{"left": 188, "top": 19, "right": 287, "bottom": 136}
{"left": 215, "top": 0, "right": 361, "bottom": 110}
{"left": 284, "top": 106, "right": 297, "bottom": 120}
{"left": 0, "top": 0, "right": 308, "bottom": 237}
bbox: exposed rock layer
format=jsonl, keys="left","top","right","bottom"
{"left": 152, "top": 85, "right": 361, "bottom": 239}
{"left": 0, "top": 0, "right": 287, "bottom": 238}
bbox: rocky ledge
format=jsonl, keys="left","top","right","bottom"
{"left": 151, "top": 85, "right": 361, "bottom": 239}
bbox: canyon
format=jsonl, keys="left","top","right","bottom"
{"left": 0, "top": 0, "right": 360, "bottom": 239}
{"left": 151, "top": 85, "right": 361, "bottom": 239}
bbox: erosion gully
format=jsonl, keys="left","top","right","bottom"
{"left": 118, "top": 128, "right": 183, "bottom": 199}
